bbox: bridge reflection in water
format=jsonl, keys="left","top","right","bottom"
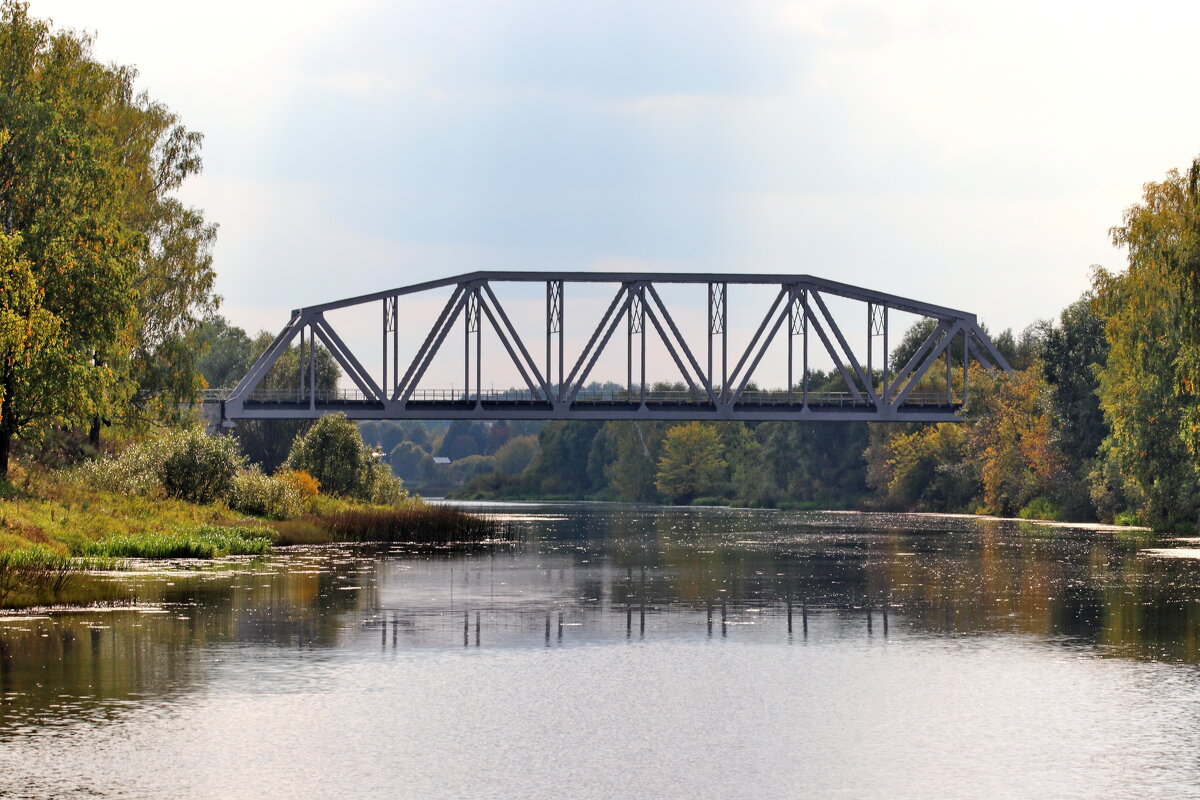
{"left": 212, "top": 272, "right": 1012, "bottom": 426}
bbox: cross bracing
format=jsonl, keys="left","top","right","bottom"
{"left": 215, "top": 272, "right": 1012, "bottom": 425}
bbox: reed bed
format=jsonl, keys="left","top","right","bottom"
{"left": 315, "top": 506, "right": 511, "bottom": 544}
{"left": 0, "top": 547, "right": 81, "bottom": 607}
{"left": 75, "top": 524, "right": 275, "bottom": 559}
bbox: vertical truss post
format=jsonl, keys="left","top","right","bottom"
{"left": 883, "top": 307, "right": 889, "bottom": 404}
{"left": 627, "top": 283, "right": 645, "bottom": 401}
{"left": 962, "top": 328, "right": 969, "bottom": 403}
{"left": 708, "top": 282, "right": 726, "bottom": 402}
{"left": 946, "top": 326, "right": 953, "bottom": 405}
{"left": 466, "top": 286, "right": 482, "bottom": 407}
{"left": 298, "top": 325, "right": 306, "bottom": 403}
{"left": 788, "top": 288, "right": 804, "bottom": 404}
{"left": 308, "top": 324, "right": 315, "bottom": 410}
{"left": 801, "top": 290, "right": 810, "bottom": 407}
{"left": 547, "top": 280, "right": 563, "bottom": 401}
{"left": 869, "top": 303, "right": 887, "bottom": 408}
{"left": 639, "top": 284, "right": 647, "bottom": 406}
{"left": 383, "top": 296, "right": 398, "bottom": 401}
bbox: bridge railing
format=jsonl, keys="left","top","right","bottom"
{"left": 207, "top": 387, "right": 959, "bottom": 409}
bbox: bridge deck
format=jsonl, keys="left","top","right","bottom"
{"left": 212, "top": 391, "right": 962, "bottom": 422}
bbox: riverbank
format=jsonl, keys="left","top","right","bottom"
{"left": 0, "top": 464, "right": 507, "bottom": 609}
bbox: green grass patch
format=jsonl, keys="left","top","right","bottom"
{"left": 74, "top": 524, "right": 275, "bottom": 559}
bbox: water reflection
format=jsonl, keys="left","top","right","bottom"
{"left": 2, "top": 506, "right": 1199, "bottom": 728}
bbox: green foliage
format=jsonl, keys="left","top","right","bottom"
{"left": 1041, "top": 293, "right": 1108, "bottom": 464}
{"left": 159, "top": 428, "right": 244, "bottom": 504}
{"left": 436, "top": 420, "right": 489, "bottom": 460}
{"left": 229, "top": 469, "right": 306, "bottom": 520}
{"left": 605, "top": 421, "right": 666, "bottom": 502}
{"left": 1018, "top": 497, "right": 1062, "bottom": 521}
{"left": 389, "top": 440, "right": 427, "bottom": 482}
{"left": 866, "top": 422, "right": 976, "bottom": 511}
{"left": 75, "top": 524, "right": 274, "bottom": 559}
{"left": 526, "top": 420, "right": 606, "bottom": 495}
{"left": 194, "top": 314, "right": 252, "bottom": 390}
{"left": 655, "top": 422, "right": 726, "bottom": 504}
{"left": 492, "top": 435, "right": 538, "bottom": 474}
{"left": 78, "top": 426, "right": 243, "bottom": 504}
{"left": 1093, "top": 159, "right": 1200, "bottom": 530}
{"left": 0, "top": 2, "right": 217, "bottom": 462}
{"left": 286, "top": 413, "right": 406, "bottom": 504}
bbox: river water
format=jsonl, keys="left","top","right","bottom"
{"left": 3, "top": 504, "right": 1200, "bottom": 799}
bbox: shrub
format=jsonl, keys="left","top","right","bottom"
{"left": 77, "top": 427, "right": 245, "bottom": 505}
{"left": 278, "top": 469, "right": 320, "bottom": 497}
{"left": 159, "top": 428, "right": 246, "bottom": 504}
{"left": 230, "top": 469, "right": 306, "bottom": 519}
{"left": 1018, "top": 496, "right": 1062, "bottom": 521}
{"left": 287, "top": 413, "right": 407, "bottom": 504}
{"left": 77, "top": 441, "right": 166, "bottom": 496}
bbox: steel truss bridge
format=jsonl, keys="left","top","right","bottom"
{"left": 213, "top": 272, "right": 1011, "bottom": 426}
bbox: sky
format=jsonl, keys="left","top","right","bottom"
{"left": 25, "top": 0, "right": 1200, "bottom": 388}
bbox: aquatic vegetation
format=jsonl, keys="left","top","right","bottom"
{"left": 316, "top": 506, "right": 509, "bottom": 544}
{"left": 75, "top": 525, "right": 275, "bottom": 559}
{"left": 0, "top": 547, "right": 78, "bottom": 607}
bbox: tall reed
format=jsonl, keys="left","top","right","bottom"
{"left": 317, "top": 506, "right": 510, "bottom": 544}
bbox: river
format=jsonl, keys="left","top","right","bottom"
{"left": 3, "top": 504, "right": 1200, "bottom": 799}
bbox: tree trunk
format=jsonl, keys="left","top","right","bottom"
{"left": 0, "top": 429, "right": 10, "bottom": 480}
{"left": 89, "top": 415, "right": 101, "bottom": 449}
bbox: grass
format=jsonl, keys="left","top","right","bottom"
{"left": 74, "top": 524, "right": 275, "bottom": 559}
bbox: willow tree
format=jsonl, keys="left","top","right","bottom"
{"left": 0, "top": 1, "right": 215, "bottom": 473}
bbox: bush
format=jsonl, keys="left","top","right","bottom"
{"left": 159, "top": 428, "right": 245, "bottom": 504}
{"left": 278, "top": 469, "right": 320, "bottom": 497}
{"left": 287, "top": 413, "right": 407, "bottom": 504}
{"left": 77, "top": 427, "right": 244, "bottom": 504}
{"left": 77, "top": 440, "right": 166, "bottom": 496}
{"left": 230, "top": 469, "right": 307, "bottom": 519}
{"left": 1018, "top": 496, "right": 1062, "bottom": 521}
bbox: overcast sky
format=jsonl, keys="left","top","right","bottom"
{"left": 26, "top": 0, "right": 1200, "bottom": 377}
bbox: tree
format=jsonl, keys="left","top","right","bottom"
{"left": 389, "top": 440, "right": 427, "bottom": 483}
{"left": 605, "top": 421, "right": 667, "bottom": 502}
{"left": 1041, "top": 293, "right": 1108, "bottom": 465}
{"left": 286, "top": 412, "right": 404, "bottom": 503}
{"left": 0, "top": 3, "right": 216, "bottom": 470}
{"left": 655, "top": 422, "right": 726, "bottom": 504}
{"left": 525, "top": 420, "right": 604, "bottom": 495}
{"left": 194, "top": 314, "right": 253, "bottom": 391}
{"left": 964, "top": 367, "right": 1065, "bottom": 517}
{"left": 493, "top": 435, "right": 538, "bottom": 474}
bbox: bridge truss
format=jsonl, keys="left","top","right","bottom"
{"left": 217, "top": 272, "right": 1011, "bottom": 425}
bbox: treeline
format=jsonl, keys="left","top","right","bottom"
{"left": 450, "top": 297, "right": 1103, "bottom": 518}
